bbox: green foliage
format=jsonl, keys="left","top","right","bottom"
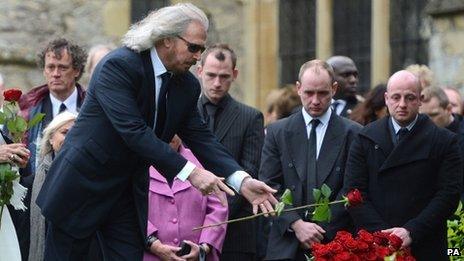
{"left": 448, "top": 201, "right": 464, "bottom": 260}
{"left": 276, "top": 189, "right": 293, "bottom": 216}
{"left": 28, "top": 113, "right": 46, "bottom": 129}
{"left": 311, "top": 184, "right": 332, "bottom": 222}
{"left": 0, "top": 163, "right": 19, "bottom": 206}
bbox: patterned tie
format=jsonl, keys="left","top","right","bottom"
{"left": 59, "top": 103, "right": 67, "bottom": 114}
{"left": 155, "top": 72, "right": 171, "bottom": 137}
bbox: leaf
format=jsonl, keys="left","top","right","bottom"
{"left": 275, "top": 202, "right": 285, "bottom": 216}
{"left": 311, "top": 200, "right": 331, "bottom": 222}
{"left": 0, "top": 113, "right": 5, "bottom": 124}
{"left": 321, "top": 183, "right": 332, "bottom": 198}
{"left": 7, "top": 118, "right": 17, "bottom": 134}
{"left": 313, "top": 188, "right": 321, "bottom": 202}
{"left": 384, "top": 253, "right": 396, "bottom": 261}
{"left": 28, "top": 113, "right": 45, "bottom": 129}
{"left": 15, "top": 117, "right": 27, "bottom": 133}
{"left": 281, "top": 189, "right": 293, "bottom": 205}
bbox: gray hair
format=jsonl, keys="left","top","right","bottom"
{"left": 122, "top": 3, "right": 209, "bottom": 52}
{"left": 39, "top": 111, "right": 77, "bottom": 158}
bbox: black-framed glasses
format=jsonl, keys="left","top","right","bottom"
{"left": 176, "top": 36, "right": 206, "bottom": 54}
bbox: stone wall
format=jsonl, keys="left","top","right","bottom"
{"left": 427, "top": 1, "right": 464, "bottom": 89}
{"left": 0, "top": 0, "right": 127, "bottom": 90}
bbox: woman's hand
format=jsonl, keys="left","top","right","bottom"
{"left": 180, "top": 240, "right": 201, "bottom": 261}
{"left": 0, "top": 143, "right": 30, "bottom": 168}
{"left": 149, "top": 240, "right": 185, "bottom": 261}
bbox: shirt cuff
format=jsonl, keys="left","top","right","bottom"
{"left": 177, "top": 161, "right": 196, "bottom": 181}
{"left": 226, "top": 170, "right": 250, "bottom": 193}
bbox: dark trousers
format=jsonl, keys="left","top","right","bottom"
{"left": 44, "top": 190, "right": 143, "bottom": 261}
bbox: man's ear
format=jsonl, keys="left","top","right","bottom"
{"left": 196, "top": 65, "right": 203, "bottom": 77}
{"left": 232, "top": 68, "right": 238, "bottom": 80}
{"left": 446, "top": 104, "right": 453, "bottom": 114}
{"left": 331, "top": 81, "right": 338, "bottom": 96}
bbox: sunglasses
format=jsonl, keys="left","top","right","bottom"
{"left": 176, "top": 36, "right": 206, "bottom": 54}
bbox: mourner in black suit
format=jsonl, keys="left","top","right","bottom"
{"left": 259, "top": 60, "right": 362, "bottom": 260}
{"left": 197, "top": 44, "right": 265, "bottom": 260}
{"left": 36, "top": 4, "right": 277, "bottom": 260}
{"left": 344, "top": 70, "right": 463, "bottom": 261}
{"left": 326, "top": 56, "right": 362, "bottom": 117}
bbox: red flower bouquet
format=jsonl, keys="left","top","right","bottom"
{"left": 311, "top": 230, "right": 415, "bottom": 261}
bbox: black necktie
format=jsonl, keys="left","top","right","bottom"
{"left": 331, "top": 101, "right": 339, "bottom": 114}
{"left": 155, "top": 72, "right": 171, "bottom": 137}
{"left": 307, "top": 119, "right": 320, "bottom": 204}
{"left": 398, "top": 127, "right": 409, "bottom": 142}
{"left": 59, "top": 103, "right": 66, "bottom": 113}
{"left": 205, "top": 103, "right": 218, "bottom": 131}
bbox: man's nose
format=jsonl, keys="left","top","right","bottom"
{"left": 213, "top": 76, "right": 222, "bottom": 87}
{"left": 51, "top": 68, "right": 61, "bottom": 77}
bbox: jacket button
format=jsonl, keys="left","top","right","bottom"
{"left": 288, "top": 163, "right": 293, "bottom": 168}
{"left": 374, "top": 144, "right": 379, "bottom": 149}
{"left": 170, "top": 199, "right": 175, "bottom": 204}
{"left": 290, "top": 185, "right": 296, "bottom": 190}
{"left": 336, "top": 167, "right": 341, "bottom": 172}
{"left": 172, "top": 218, "right": 178, "bottom": 224}
{"left": 173, "top": 238, "right": 179, "bottom": 244}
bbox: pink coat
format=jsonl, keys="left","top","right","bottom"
{"left": 143, "top": 146, "right": 228, "bottom": 261}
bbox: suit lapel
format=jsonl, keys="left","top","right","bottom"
{"left": 285, "top": 113, "right": 308, "bottom": 181}
{"left": 317, "top": 114, "right": 345, "bottom": 186}
{"left": 140, "top": 50, "right": 155, "bottom": 128}
{"left": 215, "top": 97, "right": 239, "bottom": 141}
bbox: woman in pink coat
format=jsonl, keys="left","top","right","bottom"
{"left": 144, "top": 135, "right": 228, "bottom": 261}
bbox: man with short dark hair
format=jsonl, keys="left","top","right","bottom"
{"left": 420, "top": 87, "right": 464, "bottom": 202}
{"left": 197, "top": 44, "right": 264, "bottom": 261}
{"left": 344, "top": 70, "right": 463, "bottom": 260}
{"left": 260, "top": 60, "right": 361, "bottom": 260}
{"left": 20, "top": 38, "right": 87, "bottom": 177}
{"left": 326, "top": 56, "right": 361, "bottom": 117}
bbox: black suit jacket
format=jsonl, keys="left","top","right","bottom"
{"left": 36, "top": 47, "right": 242, "bottom": 241}
{"left": 198, "top": 94, "right": 264, "bottom": 254}
{"left": 344, "top": 115, "right": 463, "bottom": 260}
{"left": 259, "top": 111, "right": 361, "bottom": 260}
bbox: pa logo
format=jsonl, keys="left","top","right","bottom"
{"left": 447, "top": 248, "right": 462, "bottom": 256}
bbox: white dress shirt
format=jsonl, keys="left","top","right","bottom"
{"left": 301, "top": 107, "right": 332, "bottom": 159}
{"left": 391, "top": 115, "right": 418, "bottom": 134}
{"left": 49, "top": 87, "right": 78, "bottom": 118}
{"left": 149, "top": 48, "right": 248, "bottom": 192}
{"left": 331, "top": 99, "right": 346, "bottom": 116}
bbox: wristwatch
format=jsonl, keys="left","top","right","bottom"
{"left": 145, "top": 233, "right": 158, "bottom": 250}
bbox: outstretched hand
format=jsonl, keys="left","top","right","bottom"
{"left": 188, "top": 167, "right": 234, "bottom": 206}
{"left": 240, "top": 177, "right": 278, "bottom": 215}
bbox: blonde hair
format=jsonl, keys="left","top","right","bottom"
{"left": 405, "top": 64, "right": 434, "bottom": 89}
{"left": 122, "top": 3, "right": 208, "bottom": 52}
{"left": 39, "top": 111, "right": 77, "bottom": 158}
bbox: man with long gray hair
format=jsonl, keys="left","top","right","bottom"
{"left": 36, "top": 3, "right": 277, "bottom": 260}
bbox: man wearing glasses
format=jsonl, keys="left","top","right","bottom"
{"left": 36, "top": 3, "right": 277, "bottom": 260}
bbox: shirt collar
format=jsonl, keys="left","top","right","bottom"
{"left": 150, "top": 47, "right": 168, "bottom": 78}
{"left": 201, "top": 93, "right": 230, "bottom": 109}
{"left": 302, "top": 107, "right": 332, "bottom": 127}
{"left": 391, "top": 114, "right": 418, "bottom": 134}
{"left": 49, "top": 87, "right": 78, "bottom": 113}
{"left": 331, "top": 99, "right": 346, "bottom": 106}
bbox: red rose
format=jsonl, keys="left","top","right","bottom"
{"left": 356, "top": 241, "right": 369, "bottom": 252}
{"left": 4, "top": 88, "right": 22, "bottom": 102}
{"left": 357, "top": 229, "right": 374, "bottom": 244}
{"left": 373, "top": 231, "right": 390, "bottom": 246}
{"left": 346, "top": 189, "right": 363, "bottom": 207}
{"left": 388, "top": 234, "right": 403, "bottom": 250}
{"left": 360, "top": 251, "right": 377, "bottom": 261}
{"left": 375, "top": 246, "right": 392, "bottom": 258}
{"left": 329, "top": 242, "right": 344, "bottom": 254}
{"left": 312, "top": 243, "right": 331, "bottom": 257}
{"left": 335, "top": 231, "right": 353, "bottom": 243}
{"left": 334, "top": 251, "right": 352, "bottom": 261}
{"left": 342, "top": 238, "right": 358, "bottom": 251}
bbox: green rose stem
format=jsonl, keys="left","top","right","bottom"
{"left": 0, "top": 205, "right": 3, "bottom": 229}
{"left": 192, "top": 199, "right": 347, "bottom": 231}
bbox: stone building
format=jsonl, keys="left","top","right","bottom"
{"left": 1, "top": 0, "right": 464, "bottom": 110}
